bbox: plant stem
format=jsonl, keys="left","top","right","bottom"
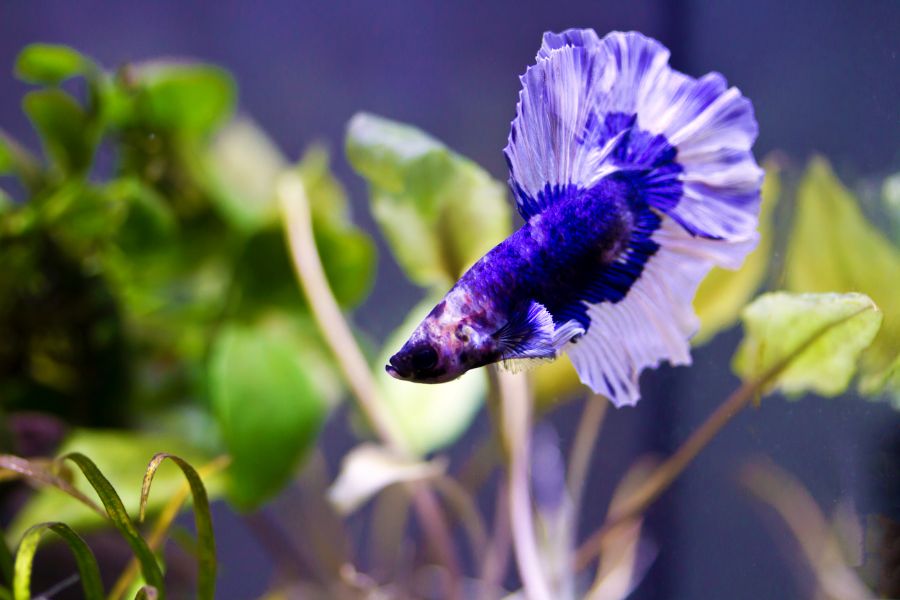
{"left": 479, "top": 479, "right": 511, "bottom": 600}
{"left": 279, "top": 173, "right": 463, "bottom": 597}
{"left": 566, "top": 395, "right": 607, "bottom": 532}
{"left": 278, "top": 174, "right": 402, "bottom": 449}
{"left": 494, "top": 369, "right": 553, "bottom": 600}
{"left": 574, "top": 306, "right": 871, "bottom": 570}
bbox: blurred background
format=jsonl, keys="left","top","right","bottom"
{"left": 1, "top": 1, "right": 899, "bottom": 599}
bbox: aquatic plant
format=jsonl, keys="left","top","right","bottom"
{"left": 0, "top": 35, "right": 897, "bottom": 599}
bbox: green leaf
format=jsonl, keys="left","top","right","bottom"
{"left": 107, "top": 178, "right": 178, "bottom": 255}
{"left": 377, "top": 296, "right": 486, "bottom": 456}
{"left": 23, "top": 89, "right": 97, "bottom": 175}
{"left": 694, "top": 162, "right": 780, "bottom": 344}
{"left": 206, "top": 118, "right": 287, "bottom": 232}
{"left": 733, "top": 292, "right": 882, "bottom": 397}
{"left": 209, "top": 322, "right": 330, "bottom": 509}
{"left": 133, "top": 62, "right": 235, "bottom": 134}
{"left": 13, "top": 522, "right": 103, "bottom": 600}
{"left": 57, "top": 453, "right": 165, "bottom": 597}
{"left": 140, "top": 454, "right": 216, "bottom": 600}
{"left": 8, "top": 430, "right": 221, "bottom": 540}
{"left": 784, "top": 158, "right": 900, "bottom": 400}
{"left": 231, "top": 146, "right": 376, "bottom": 316}
{"left": 15, "top": 44, "right": 92, "bottom": 86}
{"left": 346, "top": 112, "right": 511, "bottom": 288}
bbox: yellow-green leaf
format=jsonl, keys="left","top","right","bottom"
{"left": 206, "top": 117, "right": 288, "bottom": 232}
{"left": 15, "top": 44, "right": 92, "bottom": 86}
{"left": 693, "top": 162, "right": 780, "bottom": 344}
{"left": 733, "top": 292, "right": 882, "bottom": 397}
{"left": 784, "top": 158, "right": 900, "bottom": 400}
{"left": 346, "top": 112, "right": 511, "bottom": 289}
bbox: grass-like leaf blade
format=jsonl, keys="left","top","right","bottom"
{"left": 13, "top": 522, "right": 103, "bottom": 600}
{"left": 140, "top": 453, "right": 216, "bottom": 600}
{"left": 0, "top": 455, "right": 105, "bottom": 517}
{"left": 58, "top": 453, "right": 165, "bottom": 597}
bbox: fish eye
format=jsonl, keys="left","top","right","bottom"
{"left": 410, "top": 345, "right": 438, "bottom": 371}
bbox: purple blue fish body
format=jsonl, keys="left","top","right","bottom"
{"left": 386, "top": 29, "right": 762, "bottom": 407}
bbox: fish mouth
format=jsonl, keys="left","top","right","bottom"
{"left": 386, "top": 355, "right": 411, "bottom": 380}
{"left": 385, "top": 364, "right": 405, "bottom": 379}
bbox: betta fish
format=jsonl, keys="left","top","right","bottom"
{"left": 385, "top": 29, "right": 762, "bottom": 406}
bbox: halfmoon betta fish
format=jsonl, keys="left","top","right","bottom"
{"left": 386, "top": 29, "right": 762, "bottom": 406}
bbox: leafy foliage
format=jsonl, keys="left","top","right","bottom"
{"left": 8, "top": 429, "right": 222, "bottom": 539}
{"left": 785, "top": 158, "right": 900, "bottom": 401}
{"left": 209, "top": 322, "right": 331, "bottom": 509}
{"left": 346, "top": 112, "right": 511, "bottom": 288}
{"left": 733, "top": 292, "right": 882, "bottom": 397}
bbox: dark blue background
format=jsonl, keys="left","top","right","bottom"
{"left": 2, "top": 2, "right": 899, "bottom": 598}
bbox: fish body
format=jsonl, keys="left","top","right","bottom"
{"left": 387, "top": 30, "right": 762, "bottom": 406}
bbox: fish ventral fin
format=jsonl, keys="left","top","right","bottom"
{"left": 494, "top": 301, "right": 584, "bottom": 366}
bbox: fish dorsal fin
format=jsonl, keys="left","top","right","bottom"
{"left": 495, "top": 301, "right": 585, "bottom": 362}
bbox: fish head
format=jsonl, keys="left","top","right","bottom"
{"left": 386, "top": 294, "right": 498, "bottom": 384}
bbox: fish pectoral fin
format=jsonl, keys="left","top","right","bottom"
{"left": 495, "top": 300, "right": 576, "bottom": 362}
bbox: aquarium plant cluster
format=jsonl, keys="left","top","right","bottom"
{"left": 0, "top": 43, "right": 897, "bottom": 599}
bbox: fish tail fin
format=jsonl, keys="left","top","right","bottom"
{"left": 505, "top": 30, "right": 762, "bottom": 405}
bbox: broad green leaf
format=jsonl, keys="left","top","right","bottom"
{"left": 15, "top": 44, "right": 92, "bottom": 86}
{"left": 13, "top": 522, "right": 103, "bottom": 600}
{"left": 132, "top": 62, "right": 235, "bottom": 134}
{"left": 733, "top": 292, "right": 882, "bottom": 397}
{"left": 58, "top": 453, "right": 165, "bottom": 597}
{"left": 377, "top": 296, "right": 486, "bottom": 456}
{"left": 785, "top": 158, "right": 900, "bottom": 400}
{"left": 231, "top": 145, "right": 376, "bottom": 316}
{"left": 694, "top": 162, "right": 780, "bottom": 344}
{"left": 209, "top": 322, "right": 331, "bottom": 509}
{"left": 141, "top": 454, "right": 216, "bottom": 600}
{"left": 206, "top": 118, "right": 287, "bottom": 232}
{"left": 23, "top": 89, "right": 98, "bottom": 175}
{"left": 8, "top": 430, "right": 221, "bottom": 540}
{"left": 346, "top": 112, "right": 511, "bottom": 288}
{"left": 327, "top": 444, "right": 446, "bottom": 514}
